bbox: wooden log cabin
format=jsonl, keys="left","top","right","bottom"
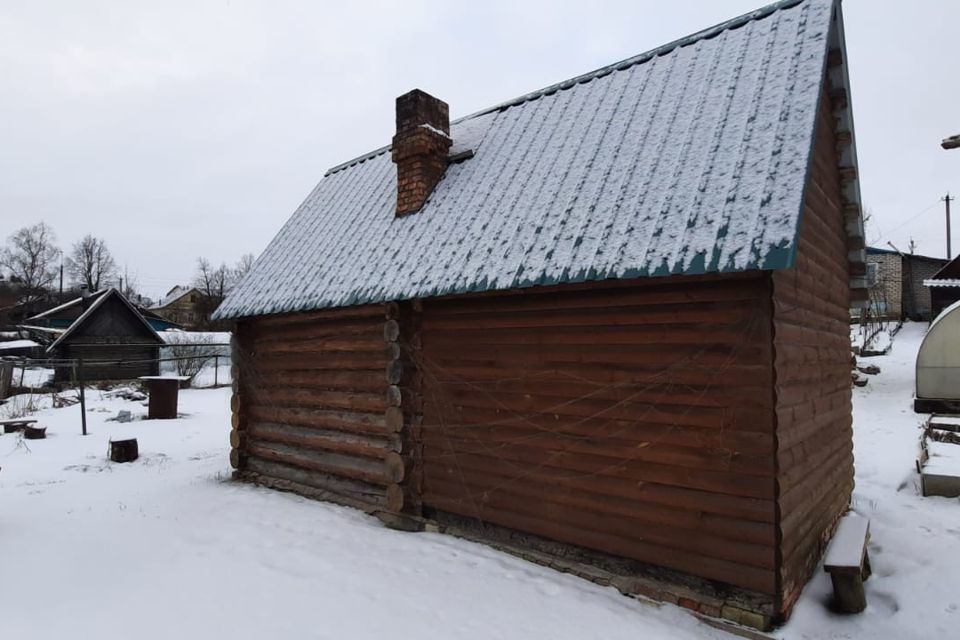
{"left": 215, "top": 0, "right": 867, "bottom": 629}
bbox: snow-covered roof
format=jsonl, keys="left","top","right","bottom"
{"left": 27, "top": 289, "right": 107, "bottom": 321}
{"left": 0, "top": 339, "right": 39, "bottom": 350}
{"left": 924, "top": 279, "right": 960, "bottom": 288}
{"left": 152, "top": 286, "right": 200, "bottom": 310}
{"left": 47, "top": 288, "right": 163, "bottom": 353}
{"left": 216, "top": 0, "right": 863, "bottom": 320}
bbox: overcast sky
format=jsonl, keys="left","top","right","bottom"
{"left": 2, "top": 0, "right": 958, "bottom": 300}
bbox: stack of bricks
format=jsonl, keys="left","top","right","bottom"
{"left": 391, "top": 89, "right": 452, "bottom": 216}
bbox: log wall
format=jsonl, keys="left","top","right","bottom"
{"left": 230, "top": 304, "right": 406, "bottom": 513}
{"left": 416, "top": 275, "right": 779, "bottom": 597}
{"left": 771, "top": 86, "right": 854, "bottom": 614}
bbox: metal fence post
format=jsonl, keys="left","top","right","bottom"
{"left": 77, "top": 358, "right": 87, "bottom": 436}
{"left": 214, "top": 354, "right": 219, "bottom": 387}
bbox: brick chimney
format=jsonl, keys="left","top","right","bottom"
{"left": 391, "top": 89, "right": 452, "bottom": 216}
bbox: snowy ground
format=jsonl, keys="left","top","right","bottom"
{"left": 8, "top": 366, "right": 54, "bottom": 389}
{"left": 0, "top": 387, "right": 726, "bottom": 640}
{"left": 850, "top": 320, "right": 898, "bottom": 354}
{"left": 1, "top": 322, "right": 956, "bottom": 639}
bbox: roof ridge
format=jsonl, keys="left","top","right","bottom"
{"left": 453, "top": 0, "right": 806, "bottom": 122}
{"left": 324, "top": 0, "right": 807, "bottom": 177}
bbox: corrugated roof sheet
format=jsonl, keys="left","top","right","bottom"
{"left": 216, "top": 0, "right": 839, "bottom": 320}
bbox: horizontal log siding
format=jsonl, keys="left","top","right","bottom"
{"left": 232, "top": 305, "right": 401, "bottom": 512}
{"left": 771, "top": 88, "right": 854, "bottom": 615}
{"left": 418, "top": 276, "right": 778, "bottom": 595}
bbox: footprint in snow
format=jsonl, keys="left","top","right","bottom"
{"left": 871, "top": 590, "right": 900, "bottom": 614}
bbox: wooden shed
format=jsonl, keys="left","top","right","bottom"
{"left": 216, "top": 0, "right": 866, "bottom": 629}
{"left": 45, "top": 288, "right": 163, "bottom": 382}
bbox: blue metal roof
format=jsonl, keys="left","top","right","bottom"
{"left": 217, "top": 0, "right": 853, "bottom": 320}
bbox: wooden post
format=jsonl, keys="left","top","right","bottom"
{"left": 214, "top": 355, "right": 219, "bottom": 387}
{"left": 77, "top": 358, "right": 88, "bottom": 436}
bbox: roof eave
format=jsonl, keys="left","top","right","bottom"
{"left": 827, "top": 0, "right": 867, "bottom": 302}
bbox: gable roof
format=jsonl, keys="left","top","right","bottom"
{"left": 26, "top": 289, "right": 108, "bottom": 321}
{"left": 216, "top": 0, "right": 864, "bottom": 320}
{"left": 930, "top": 254, "right": 960, "bottom": 282}
{"left": 151, "top": 286, "right": 201, "bottom": 310}
{"left": 47, "top": 288, "right": 163, "bottom": 352}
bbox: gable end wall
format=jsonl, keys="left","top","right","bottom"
{"left": 772, "top": 83, "right": 854, "bottom": 616}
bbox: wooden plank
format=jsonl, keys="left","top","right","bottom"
{"left": 421, "top": 427, "right": 775, "bottom": 477}
{"left": 421, "top": 449, "right": 775, "bottom": 522}
{"left": 423, "top": 392, "right": 732, "bottom": 431}
{"left": 244, "top": 457, "right": 389, "bottom": 508}
{"left": 251, "top": 304, "right": 385, "bottom": 329}
{"left": 425, "top": 278, "right": 766, "bottom": 317}
{"left": 247, "top": 421, "right": 401, "bottom": 459}
{"left": 425, "top": 494, "right": 776, "bottom": 594}
{"left": 422, "top": 376, "right": 773, "bottom": 410}
{"left": 246, "top": 405, "right": 390, "bottom": 436}
{"left": 245, "top": 369, "right": 384, "bottom": 393}
{"left": 423, "top": 303, "right": 755, "bottom": 332}
{"left": 422, "top": 361, "right": 773, "bottom": 390}
{"left": 246, "top": 441, "right": 395, "bottom": 486}
{"left": 245, "top": 386, "right": 387, "bottom": 413}
{"left": 414, "top": 405, "right": 774, "bottom": 454}
{"left": 424, "top": 480, "right": 776, "bottom": 569}
{"left": 420, "top": 442, "right": 775, "bottom": 499}
{"left": 249, "top": 351, "right": 388, "bottom": 372}
{"left": 422, "top": 461, "right": 776, "bottom": 545}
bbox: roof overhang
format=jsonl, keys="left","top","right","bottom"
{"left": 826, "top": 1, "right": 867, "bottom": 306}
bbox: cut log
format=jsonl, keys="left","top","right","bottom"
{"left": 110, "top": 438, "right": 139, "bottom": 463}
{"left": 384, "top": 319, "right": 400, "bottom": 342}
{"left": 23, "top": 425, "right": 46, "bottom": 440}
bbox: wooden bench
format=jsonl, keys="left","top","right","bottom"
{"left": 0, "top": 419, "right": 37, "bottom": 434}
{"left": 823, "top": 513, "right": 871, "bottom": 613}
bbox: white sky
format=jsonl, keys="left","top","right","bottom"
{"left": 2, "top": 0, "right": 958, "bottom": 299}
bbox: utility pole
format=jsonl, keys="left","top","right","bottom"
{"left": 945, "top": 193, "right": 954, "bottom": 259}
{"left": 908, "top": 237, "right": 916, "bottom": 254}
{"left": 58, "top": 261, "right": 63, "bottom": 303}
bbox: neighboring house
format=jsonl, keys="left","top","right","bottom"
{"left": 149, "top": 286, "right": 207, "bottom": 328}
{"left": 25, "top": 287, "right": 180, "bottom": 333}
{"left": 215, "top": 0, "right": 865, "bottom": 630}
{"left": 860, "top": 247, "right": 946, "bottom": 320}
{"left": 28, "top": 288, "right": 164, "bottom": 382}
{"left": 924, "top": 254, "right": 960, "bottom": 317}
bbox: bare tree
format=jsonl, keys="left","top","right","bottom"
{"left": 65, "top": 234, "right": 118, "bottom": 291}
{"left": 0, "top": 222, "right": 61, "bottom": 303}
{"left": 232, "top": 253, "right": 255, "bottom": 287}
{"left": 120, "top": 267, "right": 141, "bottom": 301}
{"left": 193, "top": 257, "right": 229, "bottom": 300}
{"left": 164, "top": 333, "right": 218, "bottom": 381}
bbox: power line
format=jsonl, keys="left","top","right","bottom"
{"left": 875, "top": 198, "right": 944, "bottom": 243}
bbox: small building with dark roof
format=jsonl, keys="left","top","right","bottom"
{"left": 39, "top": 289, "right": 164, "bottom": 382}
{"left": 27, "top": 288, "right": 181, "bottom": 333}
{"left": 215, "top": 0, "right": 865, "bottom": 629}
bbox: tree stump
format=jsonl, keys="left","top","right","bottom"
{"left": 23, "top": 425, "right": 46, "bottom": 440}
{"left": 110, "top": 438, "right": 139, "bottom": 463}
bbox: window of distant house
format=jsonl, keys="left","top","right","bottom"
{"left": 867, "top": 262, "right": 878, "bottom": 287}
